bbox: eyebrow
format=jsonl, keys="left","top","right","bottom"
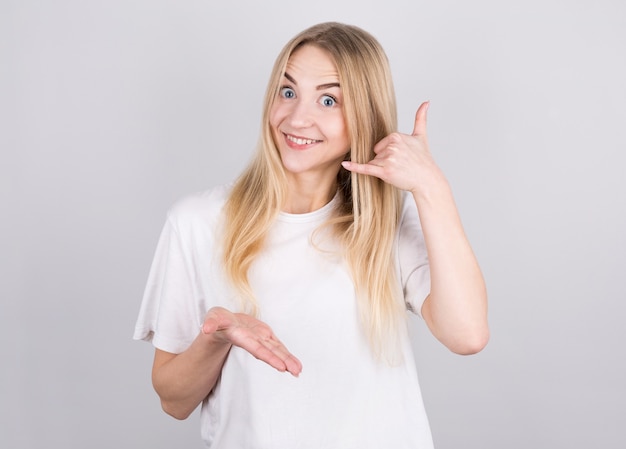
{"left": 284, "top": 72, "right": 340, "bottom": 90}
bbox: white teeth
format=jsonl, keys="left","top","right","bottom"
{"left": 286, "top": 134, "right": 318, "bottom": 145}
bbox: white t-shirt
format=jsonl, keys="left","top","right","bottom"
{"left": 134, "top": 184, "right": 434, "bottom": 448}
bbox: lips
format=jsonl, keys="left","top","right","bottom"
{"left": 284, "top": 133, "right": 322, "bottom": 146}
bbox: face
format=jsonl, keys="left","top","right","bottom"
{"left": 269, "top": 45, "right": 350, "bottom": 185}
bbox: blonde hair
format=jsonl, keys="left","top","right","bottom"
{"left": 222, "top": 22, "right": 405, "bottom": 357}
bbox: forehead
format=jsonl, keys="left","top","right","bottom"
{"left": 285, "top": 45, "right": 339, "bottom": 81}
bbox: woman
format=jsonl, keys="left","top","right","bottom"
{"left": 134, "top": 21, "right": 488, "bottom": 448}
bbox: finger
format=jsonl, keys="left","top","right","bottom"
{"left": 284, "top": 354, "right": 303, "bottom": 377}
{"left": 201, "top": 307, "right": 233, "bottom": 334}
{"left": 372, "top": 133, "right": 394, "bottom": 155}
{"left": 259, "top": 337, "right": 303, "bottom": 376}
{"left": 249, "top": 338, "right": 302, "bottom": 376}
{"left": 411, "top": 101, "right": 430, "bottom": 137}
{"left": 249, "top": 341, "right": 289, "bottom": 372}
{"left": 341, "top": 160, "right": 385, "bottom": 179}
{"left": 264, "top": 341, "right": 302, "bottom": 377}
{"left": 202, "top": 313, "right": 224, "bottom": 335}
{"left": 201, "top": 317, "right": 218, "bottom": 335}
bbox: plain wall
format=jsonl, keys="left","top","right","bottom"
{"left": 1, "top": 0, "right": 625, "bottom": 447}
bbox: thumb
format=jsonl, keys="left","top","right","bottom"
{"left": 411, "top": 101, "right": 430, "bottom": 137}
{"left": 202, "top": 307, "right": 233, "bottom": 334}
{"left": 202, "top": 316, "right": 219, "bottom": 334}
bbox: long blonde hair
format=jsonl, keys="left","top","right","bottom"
{"left": 222, "top": 22, "right": 405, "bottom": 357}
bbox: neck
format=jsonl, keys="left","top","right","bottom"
{"left": 282, "top": 179, "right": 337, "bottom": 214}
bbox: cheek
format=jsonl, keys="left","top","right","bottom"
{"left": 329, "top": 114, "right": 349, "bottom": 145}
{"left": 269, "top": 109, "right": 278, "bottom": 131}
{"left": 269, "top": 102, "right": 286, "bottom": 130}
{"left": 268, "top": 105, "right": 279, "bottom": 135}
{"left": 269, "top": 106, "right": 287, "bottom": 148}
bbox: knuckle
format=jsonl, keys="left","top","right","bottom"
{"left": 389, "top": 132, "right": 403, "bottom": 144}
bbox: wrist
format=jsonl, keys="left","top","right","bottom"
{"left": 410, "top": 169, "right": 452, "bottom": 206}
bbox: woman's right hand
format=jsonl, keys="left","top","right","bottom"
{"left": 152, "top": 306, "right": 301, "bottom": 419}
{"left": 201, "top": 307, "right": 302, "bottom": 377}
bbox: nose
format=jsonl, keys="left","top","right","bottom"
{"left": 286, "top": 99, "right": 314, "bottom": 128}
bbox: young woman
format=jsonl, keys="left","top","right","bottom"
{"left": 134, "top": 21, "right": 488, "bottom": 448}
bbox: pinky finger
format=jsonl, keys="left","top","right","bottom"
{"left": 341, "top": 161, "right": 384, "bottom": 179}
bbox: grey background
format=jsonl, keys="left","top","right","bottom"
{"left": 2, "top": 0, "right": 625, "bottom": 447}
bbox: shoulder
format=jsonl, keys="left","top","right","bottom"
{"left": 166, "top": 183, "right": 233, "bottom": 233}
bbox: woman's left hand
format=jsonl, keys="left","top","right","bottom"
{"left": 341, "top": 101, "right": 439, "bottom": 194}
{"left": 343, "top": 101, "right": 490, "bottom": 355}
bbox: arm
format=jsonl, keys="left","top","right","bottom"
{"left": 152, "top": 307, "right": 303, "bottom": 420}
{"left": 152, "top": 334, "right": 230, "bottom": 420}
{"left": 341, "top": 102, "right": 489, "bottom": 355}
{"left": 412, "top": 171, "right": 488, "bottom": 355}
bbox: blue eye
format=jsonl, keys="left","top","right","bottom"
{"left": 321, "top": 95, "right": 336, "bottom": 107}
{"left": 280, "top": 87, "right": 295, "bottom": 99}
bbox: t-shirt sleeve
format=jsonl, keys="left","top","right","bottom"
{"left": 397, "top": 193, "right": 431, "bottom": 318}
{"left": 133, "top": 212, "right": 201, "bottom": 354}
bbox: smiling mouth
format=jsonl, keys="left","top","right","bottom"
{"left": 285, "top": 133, "right": 322, "bottom": 145}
